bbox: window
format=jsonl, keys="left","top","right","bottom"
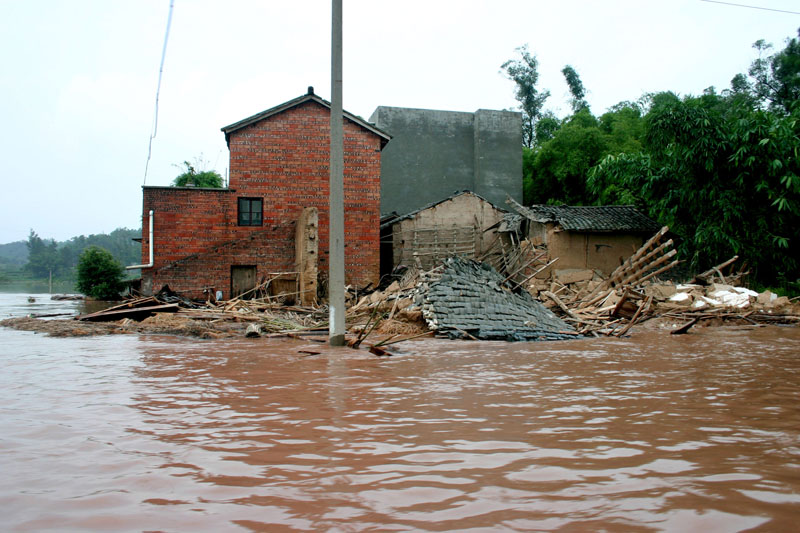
{"left": 238, "top": 197, "right": 263, "bottom": 226}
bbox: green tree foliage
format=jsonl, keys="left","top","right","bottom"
{"left": 523, "top": 105, "right": 645, "bottom": 205}
{"left": 501, "top": 45, "right": 551, "bottom": 148}
{"left": 25, "top": 230, "right": 60, "bottom": 278}
{"left": 22, "top": 228, "right": 140, "bottom": 280}
{"left": 598, "top": 102, "right": 644, "bottom": 154}
{"left": 561, "top": 65, "right": 588, "bottom": 113}
{"left": 534, "top": 110, "right": 561, "bottom": 145}
{"left": 588, "top": 90, "right": 799, "bottom": 284}
{"left": 0, "top": 241, "right": 28, "bottom": 267}
{"left": 527, "top": 109, "right": 609, "bottom": 204}
{"left": 171, "top": 160, "right": 223, "bottom": 188}
{"left": 740, "top": 32, "right": 800, "bottom": 113}
{"left": 508, "top": 32, "right": 800, "bottom": 286}
{"left": 76, "top": 246, "right": 125, "bottom": 300}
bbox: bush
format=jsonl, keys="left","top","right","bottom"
{"left": 76, "top": 246, "right": 124, "bottom": 300}
{"left": 171, "top": 160, "right": 223, "bottom": 188}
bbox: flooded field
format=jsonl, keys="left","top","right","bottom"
{"left": 1, "top": 293, "right": 799, "bottom": 531}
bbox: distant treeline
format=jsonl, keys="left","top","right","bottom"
{"left": 502, "top": 30, "right": 800, "bottom": 289}
{"left": 0, "top": 228, "right": 141, "bottom": 283}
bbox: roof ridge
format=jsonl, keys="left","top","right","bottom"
{"left": 220, "top": 89, "right": 391, "bottom": 145}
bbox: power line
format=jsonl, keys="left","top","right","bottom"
{"left": 700, "top": 0, "right": 800, "bottom": 15}
{"left": 143, "top": 0, "right": 175, "bottom": 185}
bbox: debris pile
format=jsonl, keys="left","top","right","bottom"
{"left": 2, "top": 222, "right": 798, "bottom": 344}
{"left": 419, "top": 257, "right": 576, "bottom": 341}
{"left": 510, "top": 230, "right": 799, "bottom": 335}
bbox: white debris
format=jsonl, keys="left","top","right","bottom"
{"left": 710, "top": 286, "right": 756, "bottom": 308}
{"left": 693, "top": 295, "right": 723, "bottom": 309}
{"left": 669, "top": 292, "right": 692, "bottom": 302}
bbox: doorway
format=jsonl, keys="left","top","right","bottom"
{"left": 231, "top": 265, "right": 257, "bottom": 299}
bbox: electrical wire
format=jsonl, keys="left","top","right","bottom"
{"left": 700, "top": 0, "right": 800, "bottom": 15}
{"left": 143, "top": 0, "right": 175, "bottom": 185}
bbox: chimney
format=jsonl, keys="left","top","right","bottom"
{"left": 307, "top": 86, "right": 314, "bottom": 95}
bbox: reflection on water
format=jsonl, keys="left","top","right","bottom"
{"left": 1, "top": 293, "right": 799, "bottom": 531}
{"left": 0, "top": 292, "right": 110, "bottom": 320}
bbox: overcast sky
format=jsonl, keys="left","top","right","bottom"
{"left": 1, "top": 0, "right": 798, "bottom": 244}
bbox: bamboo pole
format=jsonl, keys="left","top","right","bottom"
{"left": 579, "top": 226, "right": 668, "bottom": 308}
{"left": 636, "top": 259, "right": 682, "bottom": 285}
{"left": 617, "top": 248, "right": 677, "bottom": 287}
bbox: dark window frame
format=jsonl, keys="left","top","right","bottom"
{"left": 238, "top": 197, "right": 263, "bottom": 226}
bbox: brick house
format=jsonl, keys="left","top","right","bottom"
{"left": 137, "top": 88, "right": 390, "bottom": 300}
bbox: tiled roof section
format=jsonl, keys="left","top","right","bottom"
{"left": 419, "top": 257, "right": 576, "bottom": 342}
{"left": 516, "top": 204, "right": 661, "bottom": 233}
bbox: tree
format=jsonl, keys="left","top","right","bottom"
{"left": 25, "top": 230, "right": 59, "bottom": 278}
{"left": 588, "top": 90, "right": 799, "bottom": 284}
{"left": 562, "top": 65, "right": 588, "bottom": 113}
{"left": 522, "top": 103, "right": 645, "bottom": 206}
{"left": 534, "top": 110, "right": 561, "bottom": 146}
{"left": 171, "top": 159, "right": 223, "bottom": 188}
{"left": 76, "top": 246, "right": 125, "bottom": 300}
{"left": 501, "top": 45, "right": 551, "bottom": 148}
{"left": 528, "top": 108, "right": 608, "bottom": 205}
{"left": 735, "top": 30, "right": 800, "bottom": 113}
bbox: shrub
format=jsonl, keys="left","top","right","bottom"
{"left": 171, "top": 160, "right": 223, "bottom": 188}
{"left": 76, "top": 246, "right": 124, "bottom": 300}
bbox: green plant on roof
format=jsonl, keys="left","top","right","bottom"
{"left": 171, "top": 158, "right": 223, "bottom": 188}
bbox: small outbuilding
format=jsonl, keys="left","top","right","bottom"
{"left": 380, "top": 190, "right": 507, "bottom": 274}
{"left": 507, "top": 200, "right": 662, "bottom": 276}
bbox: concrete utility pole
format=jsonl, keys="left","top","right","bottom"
{"left": 329, "top": 0, "right": 345, "bottom": 346}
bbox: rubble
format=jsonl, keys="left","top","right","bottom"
{"left": 419, "top": 257, "right": 577, "bottom": 341}
{"left": 2, "top": 224, "right": 798, "bottom": 345}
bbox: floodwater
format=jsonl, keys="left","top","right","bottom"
{"left": 1, "top": 293, "right": 799, "bottom": 531}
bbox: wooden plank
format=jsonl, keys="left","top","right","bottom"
{"left": 77, "top": 303, "right": 179, "bottom": 322}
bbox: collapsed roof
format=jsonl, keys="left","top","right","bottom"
{"left": 419, "top": 257, "right": 577, "bottom": 342}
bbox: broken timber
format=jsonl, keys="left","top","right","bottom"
{"left": 77, "top": 302, "right": 179, "bottom": 322}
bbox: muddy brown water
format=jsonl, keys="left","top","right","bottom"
{"left": 1, "top": 293, "right": 799, "bottom": 531}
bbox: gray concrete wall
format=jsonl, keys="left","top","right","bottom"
{"left": 474, "top": 109, "right": 522, "bottom": 207}
{"left": 370, "top": 106, "right": 522, "bottom": 216}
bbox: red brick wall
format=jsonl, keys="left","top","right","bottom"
{"left": 139, "top": 99, "right": 382, "bottom": 299}
{"left": 227, "top": 100, "right": 381, "bottom": 287}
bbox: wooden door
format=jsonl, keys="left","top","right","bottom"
{"left": 231, "top": 265, "right": 257, "bottom": 299}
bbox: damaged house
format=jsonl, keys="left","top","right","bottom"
{"left": 133, "top": 88, "right": 526, "bottom": 302}
{"left": 506, "top": 201, "right": 662, "bottom": 276}
{"left": 370, "top": 106, "right": 523, "bottom": 275}
{"left": 136, "top": 88, "right": 390, "bottom": 302}
{"left": 380, "top": 190, "right": 507, "bottom": 273}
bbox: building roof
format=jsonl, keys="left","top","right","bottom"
{"left": 507, "top": 198, "right": 660, "bottom": 233}
{"left": 380, "top": 190, "right": 505, "bottom": 229}
{"left": 221, "top": 87, "right": 391, "bottom": 147}
{"left": 421, "top": 256, "right": 576, "bottom": 341}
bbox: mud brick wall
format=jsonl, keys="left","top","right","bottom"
{"left": 139, "top": 99, "right": 382, "bottom": 297}
{"left": 227, "top": 100, "right": 381, "bottom": 287}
